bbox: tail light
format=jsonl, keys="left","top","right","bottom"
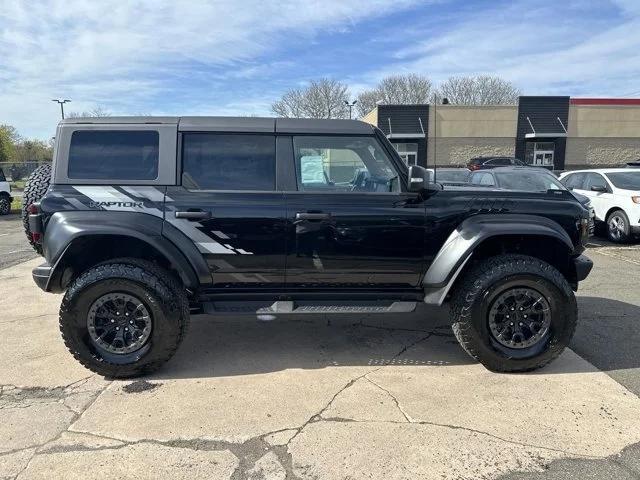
{"left": 28, "top": 202, "right": 43, "bottom": 244}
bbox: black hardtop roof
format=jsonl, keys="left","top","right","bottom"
{"left": 60, "top": 116, "right": 375, "bottom": 135}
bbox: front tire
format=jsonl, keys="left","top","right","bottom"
{"left": 451, "top": 254, "right": 577, "bottom": 372}
{"left": 59, "top": 259, "right": 189, "bottom": 378}
{"left": 606, "top": 209, "right": 630, "bottom": 243}
{"left": 0, "top": 196, "right": 10, "bottom": 215}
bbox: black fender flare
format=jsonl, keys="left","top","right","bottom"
{"left": 42, "top": 211, "right": 211, "bottom": 292}
{"left": 422, "top": 214, "right": 574, "bottom": 305}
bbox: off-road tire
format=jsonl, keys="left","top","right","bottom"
{"left": 59, "top": 258, "right": 190, "bottom": 378}
{"left": 0, "top": 196, "right": 10, "bottom": 215}
{"left": 450, "top": 254, "right": 577, "bottom": 372}
{"left": 606, "top": 209, "right": 631, "bottom": 243}
{"left": 22, "top": 163, "right": 52, "bottom": 254}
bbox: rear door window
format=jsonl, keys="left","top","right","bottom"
{"left": 181, "top": 133, "right": 276, "bottom": 191}
{"left": 492, "top": 158, "right": 511, "bottom": 166}
{"left": 68, "top": 130, "right": 159, "bottom": 180}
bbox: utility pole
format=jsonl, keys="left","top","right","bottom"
{"left": 52, "top": 99, "right": 71, "bottom": 119}
{"left": 344, "top": 100, "right": 357, "bottom": 119}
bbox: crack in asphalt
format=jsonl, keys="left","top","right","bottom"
{"left": 1, "top": 321, "right": 629, "bottom": 479}
{"left": 364, "top": 376, "right": 413, "bottom": 422}
{"left": 4, "top": 328, "right": 436, "bottom": 479}
{"left": 5, "top": 375, "right": 112, "bottom": 480}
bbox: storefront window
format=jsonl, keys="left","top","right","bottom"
{"left": 525, "top": 141, "right": 555, "bottom": 167}
{"left": 392, "top": 142, "right": 418, "bottom": 166}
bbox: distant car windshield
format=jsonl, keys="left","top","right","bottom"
{"left": 436, "top": 169, "right": 470, "bottom": 182}
{"left": 605, "top": 171, "right": 640, "bottom": 190}
{"left": 495, "top": 171, "right": 565, "bottom": 192}
{"left": 0, "top": 169, "right": 5, "bottom": 182}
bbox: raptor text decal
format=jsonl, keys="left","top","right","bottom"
{"left": 89, "top": 201, "right": 144, "bottom": 208}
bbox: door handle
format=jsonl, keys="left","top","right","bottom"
{"left": 295, "top": 212, "right": 331, "bottom": 221}
{"left": 175, "top": 210, "right": 211, "bottom": 220}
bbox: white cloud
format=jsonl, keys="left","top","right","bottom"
{"left": 352, "top": 0, "right": 640, "bottom": 98}
{"left": 0, "top": 0, "right": 422, "bottom": 138}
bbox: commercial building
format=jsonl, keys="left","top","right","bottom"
{"left": 361, "top": 96, "right": 640, "bottom": 170}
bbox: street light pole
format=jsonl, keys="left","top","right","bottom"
{"left": 52, "top": 99, "right": 71, "bottom": 119}
{"left": 344, "top": 100, "right": 357, "bottom": 119}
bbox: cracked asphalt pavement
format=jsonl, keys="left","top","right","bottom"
{"left": 1, "top": 242, "right": 640, "bottom": 479}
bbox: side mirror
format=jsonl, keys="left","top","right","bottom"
{"left": 408, "top": 166, "right": 440, "bottom": 193}
{"left": 591, "top": 184, "right": 607, "bottom": 193}
{"left": 408, "top": 165, "right": 428, "bottom": 192}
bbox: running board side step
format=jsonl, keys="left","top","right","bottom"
{"left": 199, "top": 300, "right": 417, "bottom": 317}
{"left": 258, "top": 301, "right": 417, "bottom": 314}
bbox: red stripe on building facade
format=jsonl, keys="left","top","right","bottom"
{"left": 570, "top": 98, "right": 640, "bottom": 106}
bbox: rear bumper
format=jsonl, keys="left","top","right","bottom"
{"left": 573, "top": 254, "right": 593, "bottom": 282}
{"left": 32, "top": 263, "right": 52, "bottom": 291}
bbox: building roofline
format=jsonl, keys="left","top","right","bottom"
{"left": 570, "top": 98, "right": 640, "bottom": 106}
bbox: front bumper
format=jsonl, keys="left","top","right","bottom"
{"left": 32, "top": 263, "right": 52, "bottom": 291}
{"left": 573, "top": 254, "right": 593, "bottom": 282}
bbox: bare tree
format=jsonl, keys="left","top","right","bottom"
{"left": 435, "top": 75, "right": 520, "bottom": 105}
{"left": 67, "top": 106, "right": 112, "bottom": 118}
{"left": 356, "top": 74, "right": 434, "bottom": 117}
{"left": 272, "top": 79, "right": 350, "bottom": 119}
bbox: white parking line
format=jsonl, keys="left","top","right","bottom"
{"left": 593, "top": 248, "right": 640, "bottom": 266}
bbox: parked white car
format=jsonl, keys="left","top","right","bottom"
{"left": 559, "top": 169, "right": 640, "bottom": 243}
{"left": 0, "top": 168, "right": 13, "bottom": 215}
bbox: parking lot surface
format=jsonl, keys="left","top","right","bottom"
{"left": 0, "top": 215, "right": 37, "bottom": 270}
{"left": 1, "top": 245, "right": 640, "bottom": 479}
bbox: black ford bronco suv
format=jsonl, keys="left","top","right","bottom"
{"left": 24, "top": 116, "right": 593, "bottom": 378}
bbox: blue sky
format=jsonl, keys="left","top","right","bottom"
{"left": 1, "top": 0, "right": 639, "bottom": 139}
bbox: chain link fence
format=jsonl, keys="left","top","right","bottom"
{"left": 0, "top": 161, "right": 52, "bottom": 182}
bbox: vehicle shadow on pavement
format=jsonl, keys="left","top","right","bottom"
{"left": 571, "top": 296, "right": 640, "bottom": 374}
{"left": 152, "top": 296, "right": 640, "bottom": 380}
{"left": 152, "top": 306, "right": 477, "bottom": 380}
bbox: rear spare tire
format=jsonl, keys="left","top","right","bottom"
{"left": 22, "top": 163, "right": 52, "bottom": 254}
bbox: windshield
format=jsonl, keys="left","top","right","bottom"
{"left": 605, "top": 171, "right": 640, "bottom": 190}
{"left": 495, "top": 170, "right": 565, "bottom": 192}
{"left": 436, "top": 169, "right": 470, "bottom": 182}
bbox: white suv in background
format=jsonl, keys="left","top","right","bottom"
{"left": 559, "top": 168, "right": 640, "bottom": 243}
{"left": 0, "top": 168, "right": 13, "bottom": 215}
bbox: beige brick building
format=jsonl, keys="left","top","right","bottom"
{"left": 362, "top": 97, "right": 640, "bottom": 171}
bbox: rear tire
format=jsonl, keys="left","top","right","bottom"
{"left": 22, "top": 164, "right": 52, "bottom": 254}
{"left": 606, "top": 209, "right": 630, "bottom": 243}
{"left": 450, "top": 254, "right": 577, "bottom": 372}
{"left": 59, "top": 258, "right": 190, "bottom": 378}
